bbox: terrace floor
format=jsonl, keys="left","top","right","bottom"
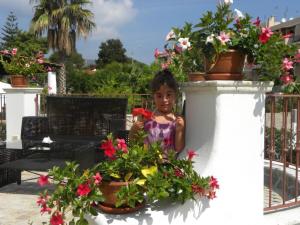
{"left": 0, "top": 171, "right": 53, "bottom": 225}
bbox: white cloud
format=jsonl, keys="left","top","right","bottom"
{"left": 90, "top": 0, "right": 137, "bottom": 40}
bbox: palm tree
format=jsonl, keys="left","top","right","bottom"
{"left": 30, "top": 0, "right": 96, "bottom": 94}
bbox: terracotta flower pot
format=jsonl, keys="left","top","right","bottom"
{"left": 10, "top": 75, "right": 28, "bottom": 87}
{"left": 188, "top": 72, "right": 206, "bottom": 81}
{"left": 205, "top": 50, "right": 246, "bottom": 80}
{"left": 97, "top": 181, "right": 145, "bottom": 214}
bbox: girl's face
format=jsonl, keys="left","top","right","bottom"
{"left": 153, "top": 84, "right": 176, "bottom": 114}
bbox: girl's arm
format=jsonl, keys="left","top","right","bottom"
{"left": 175, "top": 116, "right": 185, "bottom": 152}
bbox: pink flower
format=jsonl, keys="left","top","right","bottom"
{"left": 37, "top": 175, "right": 49, "bottom": 186}
{"left": 217, "top": 31, "right": 230, "bottom": 45}
{"left": 117, "top": 138, "right": 128, "bottom": 153}
{"left": 11, "top": 48, "right": 17, "bottom": 55}
{"left": 93, "top": 172, "right": 103, "bottom": 185}
{"left": 50, "top": 212, "right": 64, "bottom": 225}
{"left": 253, "top": 17, "right": 261, "bottom": 27}
{"left": 187, "top": 149, "right": 197, "bottom": 161}
{"left": 282, "top": 33, "right": 293, "bottom": 39}
{"left": 209, "top": 176, "right": 220, "bottom": 189}
{"left": 282, "top": 58, "right": 294, "bottom": 70}
{"left": 76, "top": 183, "right": 91, "bottom": 196}
{"left": 154, "top": 48, "right": 161, "bottom": 58}
{"left": 280, "top": 74, "right": 294, "bottom": 85}
{"left": 259, "top": 27, "right": 273, "bottom": 44}
{"left": 100, "top": 139, "right": 116, "bottom": 158}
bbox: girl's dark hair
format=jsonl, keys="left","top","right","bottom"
{"left": 150, "top": 69, "right": 179, "bottom": 93}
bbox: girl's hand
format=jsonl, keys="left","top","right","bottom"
{"left": 131, "top": 121, "right": 144, "bottom": 132}
{"left": 175, "top": 116, "right": 185, "bottom": 131}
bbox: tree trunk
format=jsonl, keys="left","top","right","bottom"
{"left": 57, "top": 63, "right": 66, "bottom": 94}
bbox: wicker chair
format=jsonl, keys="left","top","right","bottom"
{"left": 0, "top": 147, "right": 21, "bottom": 186}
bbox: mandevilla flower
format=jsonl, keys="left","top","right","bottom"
{"left": 187, "top": 149, "right": 197, "bottom": 161}
{"left": 282, "top": 58, "right": 294, "bottom": 70}
{"left": 253, "top": 17, "right": 261, "bottom": 27}
{"left": 100, "top": 139, "right": 116, "bottom": 158}
{"left": 50, "top": 211, "right": 64, "bottom": 225}
{"left": 77, "top": 183, "right": 91, "bottom": 196}
{"left": 223, "top": 0, "right": 233, "bottom": 5}
{"left": 117, "top": 138, "right": 128, "bottom": 153}
{"left": 234, "top": 8, "right": 244, "bottom": 19}
{"left": 177, "top": 38, "right": 191, "bottom": 51}
{"left": 165, "top": 30, "right": 176, "bottom": 41}
{"left": 259, "top": 27, "right": 273, "bottom": 44}
{"left": 280, "top": 74, "right": 294, "bottom": 85}
{"left": 132, "top": 108, "right": 153, "bottom": 120}
{"left": 209, "top": 176, "right": 220, "bottom": 189}
{"left": 206, "top": 34, "right": 215, "bottom": 44}
{"left": 93, "top": 172, "right": 103, "bottom": 185}
{"left": 217, "top": 31, "right": 230, "bottom": 45}
{"left": 37, "top": 175, "right": 49, "bottom": 186}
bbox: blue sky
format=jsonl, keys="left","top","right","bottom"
{"left": 0, "top": 0, "right": 299, "bottom": 64}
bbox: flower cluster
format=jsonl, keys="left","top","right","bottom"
{"left": 155, "top": 0, "right": 298, "bottom": 82}
{"left": 36, "top": 130, "right": 219, "bottom": 224}
{"left": 0, "top": 48, "right": 45, "bottom": 79}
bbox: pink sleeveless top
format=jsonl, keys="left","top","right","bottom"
{"left": 144, "top": 119, "right": 176, "bottom": 154}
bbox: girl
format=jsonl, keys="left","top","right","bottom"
{"left": 129, "top": 69, "right": 185, "bottom": 155}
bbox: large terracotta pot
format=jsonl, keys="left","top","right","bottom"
{"left": 205, "top": 50, "right": 246, "bottom": 80}
{"left": 10, "top": 75, "right": 28, "bottom": 87}
{"left": 97, "top": 181, "right": 145, "bottom": 214}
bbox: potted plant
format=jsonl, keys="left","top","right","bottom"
{"left": 36, "top": 130, "right": 219, "bottom": 224}
{"left": 155, "top": 0, "right": 298, "bottom": 81}
{"left": 0, "top": 48, "right": 45, "bottom": 87}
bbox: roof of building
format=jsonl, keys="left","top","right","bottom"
{"left": 271, "top": 17, "right": 300, "bottom": 31}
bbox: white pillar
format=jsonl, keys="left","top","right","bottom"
{"left": 48, "top": 71, "right": 57, "bottom": 94}
{"left": 86, "top": 81, "right": 273, "bottom": 225}
{"left": 4, "top": 87, "right": 43, "bottom": 148}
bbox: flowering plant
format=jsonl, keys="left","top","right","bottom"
{"left": 0, "top": 48, "right": 45, "bottom": 79}
{"left": 37, "top": 131, "right": 219, "bottom": 224}
{"left": 155, "top": 0, "right": 298, "bottom": 81}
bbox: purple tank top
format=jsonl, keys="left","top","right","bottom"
{"left": 144, "top": 119, "right": 176, "bottom": 153}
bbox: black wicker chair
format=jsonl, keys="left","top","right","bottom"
{"left": 0, "top": 96, "right": 128, "bottom": 185}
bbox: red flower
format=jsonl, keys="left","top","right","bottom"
{"left": 253, "top": 17, "right": 260, "bottom": 27}
{"left": 100, "top": 139, "right": 116, "bottom": 158}
{"left": 259, "top": 27, "right": 273, "bottom": 44}
{"left": 117, "top": 138, "right": 128, "bottom": 153}
{"left": 207, "top": 191, "right": 217, "bottom": 199}
{"left": 174, "top": 168, "right": 184, "bottom": 177}
{"left": 187, "top": 149, "right": 197, "bottom": 161}
{"left": 209, "top": 176, "right": 220, "bottom": 189}
{"left": 11, "top": 48, "right": 17, "bottom": 55}
{"left": 76, "top": 183, "right": 91, "bottom": 196}
{"left": 132, "top": 108, "right": 153, "bottom": 120}
{"left": 40, "top": 205, "right": 52, "bottom": 214}
{"left": 191, "top": 184, "right": 205, "bottom": 195}
{"left": 93, "top": 172, "right": 103, "bottom": 185}
{"left": 37, "top": 175, "right": 49, "bottom": 186}
{"left": 36, "top": 194, "right": 49, "bottom": 206}
{"left": 50, "top": 212, "right": 64, "bottom": 225}
{"left": 282, "top": 58, "right": 294, "bottom": 71}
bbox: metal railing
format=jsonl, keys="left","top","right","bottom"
{"left": 264, "top": 93, "right": 300, "bottom": 212}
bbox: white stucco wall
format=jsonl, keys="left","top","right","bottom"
{"left": 86, "top": 81, "right": 273, "bottom": 225}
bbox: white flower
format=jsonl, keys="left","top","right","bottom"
{"left": 177, "top": 37, "right": 191, "bottom": 51}
{"left": 206, "top": 34, "right": 215, "bottom": 44}
{"left": 165, "top": 30, "right": 176, "bottom": 41}
{"left": 234, "top": 9, "right": 245, "bottom": 18}
{"left": 224, "top": 0, "right": 233, "bottom": 4}
{"left": 42, "top": 136, "right": 53, "bottom": 144}
{"left": 254, "top": 44, "right": 258, "bottom": 48}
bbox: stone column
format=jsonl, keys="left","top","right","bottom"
{"left": 86, "top": 81, "right": 273, "bottom": 225}
{"left": 4, "top": 87, "right": 43, "bottom": 148}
